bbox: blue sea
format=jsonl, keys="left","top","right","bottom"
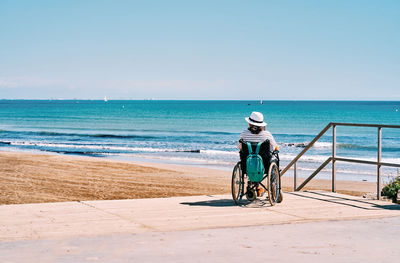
{"left": 1, "top": 100, "right": 399, "bottom": 182}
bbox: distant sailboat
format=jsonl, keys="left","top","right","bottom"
{"left": 104, "top": 96, "right": 108, "bottom": 102}
{"left": 260, "top": 99, "right": 263, "bottom": 105}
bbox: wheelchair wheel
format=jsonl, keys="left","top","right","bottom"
{"left": 267, "top": 162, "right": 280, "bottom": 206}
{"left": 245, "top": 187, "right": 257, "bottom": 202}
{"left": 231, "top": 162, "right": 242, "bottom": 205}
{"left": 231, "top": 162, "right": 247, "bottom": 205}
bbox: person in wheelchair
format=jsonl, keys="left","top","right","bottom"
{"left": 237, "top": 111, "right": 279, "bottom": 197}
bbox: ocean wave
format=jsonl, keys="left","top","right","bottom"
{"left": 113, "top": 153, "right": 237, "bottom": 166}
{"left": 36, "top": 131, "right": 157, "bottom": 139}
{"left": 3, "top": 141, "right": 400, "bottom": 173}
{"left": 0, "top": 128, "right": 236, "bottom": 137}
{"left": 200, "top": 149, "right": 238, "bottom": 156}
{"left": 278, "top": 165, "right": 378, "bottom": 176}
{"left": 281, "top": 142, "right": 332, "bottom": 148}
{"left": 52, "top": 151, "right": 106, "bottom": 156}
{"left": 6, "top": 140, "right": 400, "bottom": 164}
{"left": 338, "top": 143, "right": 400, "bottom": 152}
{"left": 7, "top": 141, "right": 206, "bottom": 154}
{"left": 174, "top": 149, "right": 201, "bottom": 153}
{"left": 196, "top": 131, "right": 237, "bottom": 135}
{"left": 279, "top": 154, "right": 400, "bottom": 165}
{"left": 7, "top": 141, "right": 330, "bottom": 163}
{"left": 281, "top": 141, "right": 400, "bottom": 152}
{"left": 279, "top": 154, "right": 331, "bottom": 163}
{"left": 8, "top": 141, "right": 164, "bottom": 152}
{"left": 275, "top": 133, "right": 316, "bottom": 138}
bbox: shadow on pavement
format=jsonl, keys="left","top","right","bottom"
{"left": 289, "top": 191, "right": 400, "bottom": 210}
{"left": 180, "top": 199, "right": 236, "bottom": 207}
{"left": 180, "top": 198, "right": 271, "bottom": 208}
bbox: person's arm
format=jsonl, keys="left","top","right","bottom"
{"left": 237, "top": 131, "right": 245, "bottom": 150}
{"left": 265, "top": 131, "right": 278, "bottom": 152}
{"left": 270, "top": 135, "right": 278, "bottom": 152}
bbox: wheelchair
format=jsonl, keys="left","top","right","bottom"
{"left": 231, "top": 139, "right": 282, "bottom": 206}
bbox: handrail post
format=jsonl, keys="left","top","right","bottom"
{"left": 332, "top": 124, "right": 336, "bottom": 193}
{"left": 377, "top": 127, "right": 382, "bottom": 200}
{"left": 294, "top": 161, "right": 297, "bottom": 191}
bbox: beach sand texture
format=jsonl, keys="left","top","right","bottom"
{"left": 0, "top": 151, "right": 377, "bottom": 205}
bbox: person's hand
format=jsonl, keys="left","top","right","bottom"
{"left": 237, "top": 143, "right": 242, "bottom": 150}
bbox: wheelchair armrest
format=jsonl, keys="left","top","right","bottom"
{"left": 271, "top": 150, "right": 280, "bottom": 162}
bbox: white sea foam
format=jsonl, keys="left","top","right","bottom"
{"left": 285, "top": 166, "right": 377, "bottom": 176}
{"left": 200, "top": 149, "right": 238, "bottom": 156}
{"left": 279, "top": 154, "right": 331, "bottom": 163}
{"left": 314, "top": 142, "right": 332, "bottom": 148}
{"left": 112, "top": 153, "right": 236, "bottom": 166}
{"left": 281, "top": 142, "right": 332, "bottom": 148}
{"left": 9, "top": 141, "right": 179, "bottom": 153}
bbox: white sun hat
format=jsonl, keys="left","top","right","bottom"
{"left": 245, "top": 111, "right": 267, "bottom": 127}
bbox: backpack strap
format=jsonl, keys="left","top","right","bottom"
{"left": 246, "top": 142, "right": 253, "bottom": 154}
{"left": 246, "top": 141, "right": 263, "bottom": 155}
{"left": 255, "top": 142, "right": 263, "bottom": 155}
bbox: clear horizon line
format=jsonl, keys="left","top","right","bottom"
{"left": 1, "top": 98, "right": 400, "bottom": 102}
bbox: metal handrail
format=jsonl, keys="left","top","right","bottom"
{"left": 281, "top": 122, "right": 400, "bottom": 200}
{"left": 280, "top": 123, "right": 332, "bottom": 175}
{"left": 331, "top": 123, "right": 400, "bottom": 129}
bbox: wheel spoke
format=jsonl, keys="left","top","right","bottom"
{"left": 232, "top": 162, "right": 243, "bottom": 204}
{"left": 268, "top": 162, "right": 280, "bottom": 206}
{"left": 232, "top": 162, "right": 255, "bottom": 205}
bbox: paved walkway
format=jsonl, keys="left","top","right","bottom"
{"left": 1, "top": 191, "right": 400, "bottom": 241}
{"left": 1, "top": 191, "right": 400, "bottom": 262}
{"left": 1, "top": 217, "right": 400, "bottom": 263}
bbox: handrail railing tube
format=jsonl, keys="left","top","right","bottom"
{"left": 294, "top": 161, "right": 297, "bottom": 191}
{"left": 280, "top": 123, "right": 332, "bottom": 176}
{"left": 281, "top": 122, "right": 400, "bottom": 200}
{"left": 332, "top": 124, "right": 336, "bottom": 193}
{"left": 377, "top": 127, "right": 382, "bottom": 200}
{"left": 331, "top": 123, "right": 400, "bottom": 129}
{"left": 334, "top": 157, "right": 400, "bottom": 168}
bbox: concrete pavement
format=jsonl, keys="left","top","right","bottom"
{"left": 1, "top": 217, "right": 400, "bottom": 263}
{"left": 1, "top": 191, "right": 400, "bottom": 262}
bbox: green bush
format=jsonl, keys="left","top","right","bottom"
{"left": 381, "top": 176, "right": 400, "bottom": 201}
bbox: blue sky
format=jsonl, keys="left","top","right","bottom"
{"left": 0, "top": 0, "right": 399, "bottom": 100}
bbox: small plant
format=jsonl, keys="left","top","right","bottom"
{"left": 381, "top": 175, "right": 400, "bottom": 202}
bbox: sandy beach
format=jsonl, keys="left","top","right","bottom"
{"left": 0, "top": 151, "right": 377, "bottom": 205}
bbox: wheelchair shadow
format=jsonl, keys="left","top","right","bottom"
{"left": 180, "top": 198, "right": 272, "bottom": 208}
{"left": 180, "top": 199, "right": 236, "bottom": 207}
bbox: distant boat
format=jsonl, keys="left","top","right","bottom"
{"left": 260, "top": 100, "right": 263, "bottom": 104}
{"left": 104, "top": 96, "right": 108, "bottom": 102}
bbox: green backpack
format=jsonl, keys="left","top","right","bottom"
{"left": 246, "top": 142, "right": 265, "bottom": 182}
